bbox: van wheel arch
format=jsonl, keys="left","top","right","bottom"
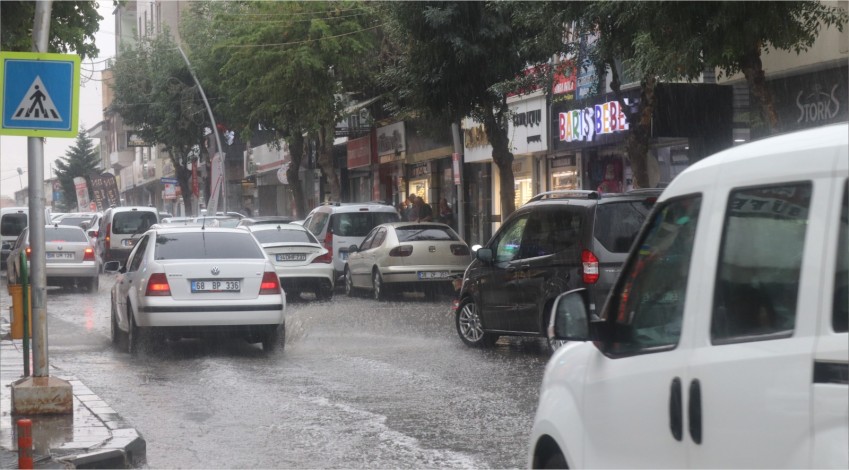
{"left": 533, "top": 435, "right": 568, "bottom": 469}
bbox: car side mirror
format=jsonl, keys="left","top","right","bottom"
{"left": 103, "top": 260, "right": 123, "bottom": 273}
{"left": 549, "top": 288, "right": 591, "bottom": 342}
{"left": 475, "top": 247, "right": 493, "bottom": 263}
{"left": 348, "top": 244, "right": 359, "bottom": 254}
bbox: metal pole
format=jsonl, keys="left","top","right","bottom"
{"left": 21, "top": 251, "right": 30, "bottom": 377}
{"left": 176, "top": 46, "right": 226, "bottom": 213}
{"left": 29, "top": 0, "right": 52, "bottom": 377}
{"left": 451, "top": 122, "right": 465, "bottom": 241}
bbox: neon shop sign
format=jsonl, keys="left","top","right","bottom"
{"left": 558, "top": 100, "right": 630, "bottom": 142}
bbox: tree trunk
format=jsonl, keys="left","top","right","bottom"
{"left": 611, "top": 65, "right": 656, "bottom": 190}
{"left": 482, "top": 106, "right": 516, "bottom": 218}
{"left": 740, "top": 44, "right": 780, "bottom": 134}
{"left": 286, "top": 132, "right": 306, "bottom": 218}
{"left": 317, "top": 125, "right": 341, "bottom": 202}
{"left": 175, "top": 160, "right": 194, "bottom": 216}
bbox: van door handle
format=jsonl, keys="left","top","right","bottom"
{"left": 669, "top": 377, "right": 683, "bottom": 441}
{"left": 688, "top": 379, "right": 702, "bottom": 444}
{"left": 506, "top": 266, "right": 516, "bottom": 273}
{"left": 519, "top": 264, "right": 530, "bottom": 271}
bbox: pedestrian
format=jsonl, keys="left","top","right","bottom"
{"left": 414, "top": 196, "right": 433, "bottom": 222}
{"left": 437, "top": 198, "right": 453, "bottom": 226}
{"left": 405, "top": 194, "right": 418, "bottom": 222}
{"left": 395, "top": 200, "right": 407, "bottom": 219}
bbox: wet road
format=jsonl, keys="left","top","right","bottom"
{"left": 4, "top": 273, "right": 551, "bottom": 468}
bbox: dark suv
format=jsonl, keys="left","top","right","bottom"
{"left": 453, "top": 189, "right": 661, "bottom": 350}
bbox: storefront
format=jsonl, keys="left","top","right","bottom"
{"left": 376, "top": 121, "right": 407, "bottom": 206}
{"left": 346, "top": 131, "right": 377, "bottom": 202}
{"left": 507, "top": 90, "right": 548, "bottom": 205}
{"left": 462, "top": 117, "right": 494, "bottom": 246}
{"left": 405, "top": 121, "right": 454, "bottom": 213}
{"left": 249, "top": 140, "right": 289, "bottom": 216}
{"left": 550, "top": 84, "right": 734, "bottom": 191}
{"left": 764, "top": 63, "right": 848, "bottom": 138}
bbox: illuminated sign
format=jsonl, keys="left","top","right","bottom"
{"left": 558, "top": 100, "right": 630, "bottom": 143}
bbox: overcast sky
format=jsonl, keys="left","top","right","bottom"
{"left": 0, "top": 2, "right": 116, "bottom": 199}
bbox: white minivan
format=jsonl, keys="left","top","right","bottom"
{"left": 529, "top": 122, "right": 848, "bottom": 469}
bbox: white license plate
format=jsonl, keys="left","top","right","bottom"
{"left": 340, "top": 251, "right": 348, "bottom": 260}
{"left": 122, "top": 239, "right": 136, "bottom": 247}
{"left": 191, "top": 280, "right": 241, "bottom": 292}
{"left": 418, "top": 271, "right": 449, "bottom": 279}
{"left": 46, "top": 252, "right": 74, "bottom": 260}
{"left": 276, "top": 253, "right": 307, "bottom": 262}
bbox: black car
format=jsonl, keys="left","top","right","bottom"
{"left": 453, "top": 189, "right": 661, "bottom": 350}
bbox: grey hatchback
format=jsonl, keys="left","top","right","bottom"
{"left": 453, "top": 189, "right": 661, "bottom": 350}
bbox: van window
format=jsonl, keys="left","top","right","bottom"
{"left": 595, "top": 200, "right": 654, "bottom": 253}
{"left": 307, "top": 212, "right": 329, "bottom": 236}
{"left": 492, "top": 213, "right": 529, "bottom": 263}
{"left": 1, "top": 213, "right": 27, "bottom": 237}
{"left": 834, "top": 182, "right": 848, "bottom": 333}
{"left": 331, "top": 212, "right": 399, "bottom": 237}
{"left": 607, "top": 195, "right": 702, "bottom": 356}
{"left": 520, "top": 208, "right": 581, "bottom": 258}
{"left": 711, "top": 183, "right": 812, "bottom": 343}
{"left": 113, "top": 211, "right": 158, "bottom": 235}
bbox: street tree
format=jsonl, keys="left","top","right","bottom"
{"left": 53, "top": 129, "right": 100, "bottom": 212}
{"left": 380, "top": 2, "right": 556, "bottom": 217}
{"left": 109, "top": 29, "right": 209, "bottom": 214}
{"left": 184, "top": 1, "right": 382, "bottom": 212}
{"left": 0, "top": 1, "right": 101, "bottom": 58}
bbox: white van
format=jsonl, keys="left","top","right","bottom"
{"left": 529, "top": 122, "right": 848, "bottom": 469}
{"left": 96, "top": 206, "right": 159, "bottom": 265}
{"left": 1, "top": 206, "right": 53, "bottom": 270}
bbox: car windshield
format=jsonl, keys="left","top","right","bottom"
{"left": 1, "top": 213, "right": 27, "bottom": 237}
{"left": 45, "top": 227, "right": 88, "bottom": 243}
{"left": 395, "top": 225, "right": 459, "bottom": 242}
{"left": 332, "top": 212, "right": 400, "bottom": 237}
{"left": 253, "top": 229, "right": 317, "bottom": 244}
{"left": 154, "top": 231, "right": 265, "bottom": 260}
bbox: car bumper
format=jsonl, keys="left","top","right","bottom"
{"left": 137, "top": 299, "right": 285, "bottom": 328}
{"left": 380, "top": 265, "right": 468, "bottom": 284}
{"left": 45, "top": 261, "right": 99, "bottom": 278}
{"left": 276, "top": 265, "right": 334, "bottom": 285}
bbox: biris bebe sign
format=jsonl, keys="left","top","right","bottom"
{"left": 559, "top": 100, "right": 630, "bottom": 143}
{"left": 0, "top": 51, "right": 80, "bottom": 137}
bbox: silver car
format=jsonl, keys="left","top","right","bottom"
{"left": 343, "top": 222, "right": 471, "bottom": 300}
{"left": 245, "top": 224, "right": 334, "bottom": 301}
{"left": 105, "top": 226, "right": 286, "bottom": 354}
{"left": 6, "top": 225, "right": 101, "bottom": 291}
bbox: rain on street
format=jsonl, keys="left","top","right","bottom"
{"left": 5, "top": 273, "right": 551, "bottom": 468}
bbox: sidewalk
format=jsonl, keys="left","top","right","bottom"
{"left": 0, "top": 316, "right": 145, "bottom": 468}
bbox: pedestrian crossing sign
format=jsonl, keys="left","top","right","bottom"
{"left": 0, "top": 51, "right": 80, "bottom": 137}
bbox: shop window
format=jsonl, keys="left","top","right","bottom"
{"left": 514, "top": 177, "right": 533, "bottom": 208}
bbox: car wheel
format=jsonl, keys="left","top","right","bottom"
{"left": 547, "top": 337, "right": 568, "bottom": 353}
{"left": 127, "top": 307, "right": 143, "bottom": 355}
{"left": 261, "top": 325, "right": 284, "bottom": 353}
{"left": 316, "top": 282, "right": 333, "bottom": 301}
{"left": 110, "top": 301, "right": 121, "bottom": 346}
{"left": 540, "top": 450, "right": 567, "bottom": 469}
{"left": 87, "top": 275, "right": 99, "bottom": 293}
{"left": 372, "top": 269, "right": 386, "bottom": 301}
{"left": 344, "top": 268, "right": 355, "bottom": 297}
{"left": 455, "top": 298, "right": 497, "bottom": 347}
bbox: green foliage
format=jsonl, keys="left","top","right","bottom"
{"left": 54, "top": 129, "right": 101, "bottom": 212}
{"left": 0, "top": 1, "right": 101, "bottom": 59}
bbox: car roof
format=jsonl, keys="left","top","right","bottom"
{"left": 312, "top": 202, "right": 397, "bottom": 214}
{"left": 247, "top": 223, "right": 306, "bottom": 231}
{"left": 152, "top": 226, "right": 253, "bottom": 235}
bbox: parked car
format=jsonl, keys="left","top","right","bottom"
{"left": 237, "top": 216, "right": 294, "bottom": 227}
{"left": 1, "top": 207, "right": 54, "bottom": 270}
{"left": 55, "top": 212, "right": 99, "bottom": 233}
{"left": 96, "top": 206, "right": 160, "bottom": 265}
{"left": 528, "top": 122, "right": 848, "bottom": 469}
{"left": 344, "top": 222, "right": 471, "bottom": 300}
{"left": 6, "top": 224, "right": 100, "bottom": 291}
{"left": 303, "top": 202, "right": 401, "bottom": 281}
{"left": 105, "top": 226, "right": 286, "bottom": 354}
{"left": 245, "top": 223, "right": 334, "bottom": 300}
{"left": 452, "top": 188, "right": 661, "bottom": 350}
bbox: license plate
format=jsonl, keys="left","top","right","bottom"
{"left": 46, "top": 252, "right": 74, "bottom": 260}
{"left": 340, "top": 251, "right": 348, "bottom": 260}
{"left": 276, "top": 253, "right": 307, "bottom": 262}
{"left": 122, "top": 239, "right": 136, "bottom": 247}
{"left": 418, "top": 271, "right": 449, "bottom": 279}
{"left": 191, "top": 280, "right": 241, "bottom": 292}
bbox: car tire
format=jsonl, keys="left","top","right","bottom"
{"left": 540, "top": 450, "right": 567, "bottom": 469}
{"left": 261, "top": 325, "right": 284, "bottom": 353}
{"left": 455, "top": 298, "right": 497, "bottom": 347}
{"left": 127, "top": 307, "right": 144, "bottom": 355}
{"left": 316, "top": 283, "right": 333, "bottom": 301}
{"left": 372, "top": 269, "right": 387, "bottom": 301}
{"left": 87, "top": 275, "right": 99, "bottom": 293}
{"left": 344, "top": 267, "right": 356, "bottom": 297}
{"left": 110, "top": 301, "right": 121, "bottom": 346}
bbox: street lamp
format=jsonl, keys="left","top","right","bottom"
{"left": 16, "top": 167, "right": 23, "bottom": 189}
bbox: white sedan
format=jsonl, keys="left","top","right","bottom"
{"left": 7, "top": 224, "right": 101, "bottom": 291}
{"left": 105, "top": 226, "right": 286, "bottom": 354}
{"left": 344, "top": 222, "right": 472, "bottom": 300}
{"left": 244, "top": 224, "right": 334, "bottom": 301}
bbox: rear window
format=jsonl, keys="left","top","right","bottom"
{"left": 307, "top": 212, "right": 329, "bottom": 236}
{"left": 332, "top": 212, "right": 400, "bottom": 237}
{"left": 45, "top": 227, "right": 88, "bottom": 243}
{"left": 253, "top": 229, "right": 317, "bottom": 244}
{"left": 154, "top": 232, "right": 265, "bottom": 260}
{"left": 396, "top": 225, "right": 459, "bottom": 242}
{"left": 594, "top": 200, "right": 654, "bottom": 253}
{"left": 113, "top": 211, "right": 158, "bottom": 235}
{"left": 1, "top": 213, "right": 27, "bottom": 237}
{"left": 58, "top": 216, "right": 95, "bottom": 228}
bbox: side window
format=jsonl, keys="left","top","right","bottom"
{"left": 359, "top": 228, "right": 378, "bottom": 251}
{"left": 307, "top": 212, "right": 328, "bottom": 236}
{"left": 127, "top": 235, "right": 150, "bottom": 272}
{"left": 606, "top": 196, "right": 702, "bottom": 355}
{"left": 833, "top": 182, "right": 848, "bottom": 333}
{"left": 520, "top": 208, "right": 581, "bottom": 258}
{"left": 492, "top": 214, "right": 529, "bottom": 263}
{"left": 373, "top": 228, "right": 387, "bottom": 248}
{"left": 711, "top": 183, "right": 812, "bottom": 343}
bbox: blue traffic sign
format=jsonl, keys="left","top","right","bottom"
{"left": 0, "top": 51, "right": 80, "bottom": 138}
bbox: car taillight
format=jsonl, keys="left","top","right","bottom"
{"left": 25, "top": 247, "right": 31, "bottom": 259}
{"left": 259, "top": 272, "right": 281, "bottom": 294}
{"left": 450, "top": 244, "right": 470, "bottom": 256}
{"left": 323, "top": 231, "right": 333, "bottom": 251}
{"left": 145, "top": 273, "right": 171, "bottom": 296}
{"left": 83, "top": 247, "right": 95, "bottom": 261}
{"left": 389, "top": 245, "right": 413, "bottom": 257}
{"left": 104, "top": 223, "right": 111, "bottom": 250}
{"left": 582, "top": 249, "right": 599, "bottom": 284}
{"left": 312, "top": 251, "right": 332, "bottom": 264}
